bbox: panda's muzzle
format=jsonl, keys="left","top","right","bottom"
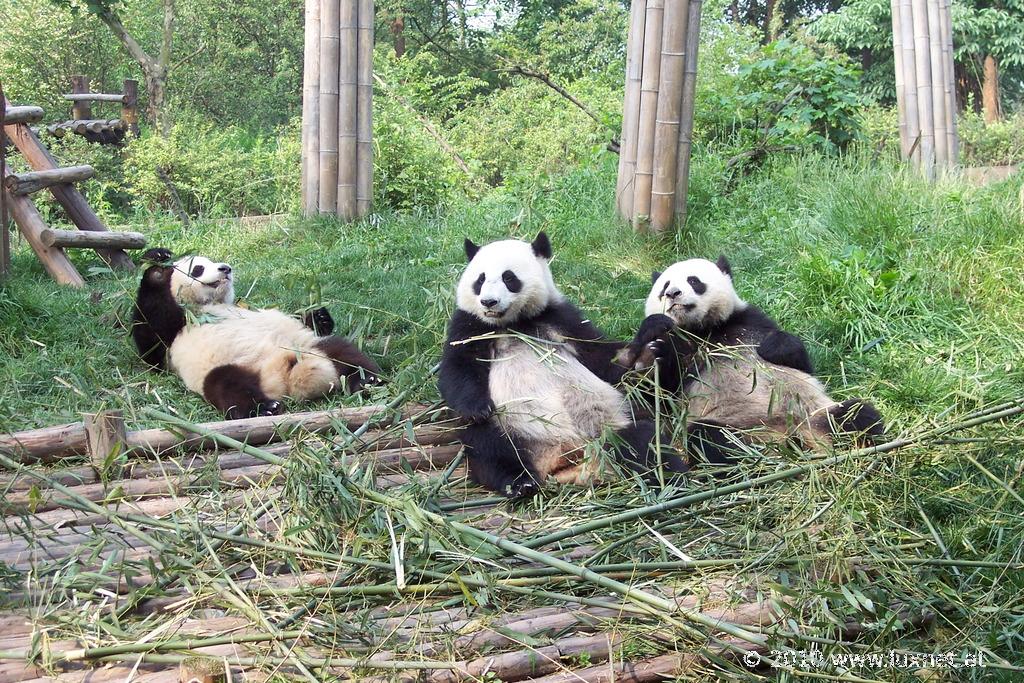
{"left": 480, "top": 298, "right": 505, "bottom": 317}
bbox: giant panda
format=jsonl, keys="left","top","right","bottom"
{"left": 438, "top": 232, "right": 688, "bottom": 498}
{"left": 131, "top": 248, "right": 382, "bottom": 419}
{"left": 616, "top": 256, "right": 884, "bottom": 464}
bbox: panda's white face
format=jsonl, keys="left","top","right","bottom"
{"left": 169, "top": 255, "right": 235, "bottom": 306}
{"left": 456, "top": 233, "right": 561, "bottom": 326}
{"left": 645, "top": 257, "right": 745, "bottom": 330}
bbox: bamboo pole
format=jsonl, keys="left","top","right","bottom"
{"left": 897, "top": 0, "right": 920, "bottom": 167}
{"left": 0, "top": 83, "right": 7, "bottom": 279}
{"left": 301, "top": 0, "right": 321, "bottom": 215}
{"left": 63, "top": 93, "right": 127, "bottom": 103}
{"left": 910, "top": 0, "right": 934, "bottom": 178}
{"left": 890, "top": 0, "right": 908, "bottom": 157}
{"left": 356, "top": 0, "right": 374, "bottom": 218}
{"left": 926, "top": 0, "right": 947, "bottom": 167}
{"left": 338, "top": 0, "right": 358, "bottom": 220}
{"left": 319, "top": 0, "right": 341, "bottom": 214}
{"left": 939, "top": 0, "right": 958, "bottom": 163}
{"left": 648, "top": 0, "right": 690, "bottom": 233}
{"left": 616, "top": 0, "right": 647, "bottom": 222}
{"left": 631, "top": 0, "right": 665, "bottom": 231}
{"left": 673, "top": 0, "right": 702, "bottom": 222}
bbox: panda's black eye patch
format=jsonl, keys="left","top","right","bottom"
{"left": 472, "top": 273, "right": 485, "bottom": 295}
{"left": 191, "top": 264, "right": 205, "bottom": 278}
{"left": 501, "top": 270, "right": 522, "bottom": 293}
{"left": 687, "top": 276, "right": 706, "bottom": 295}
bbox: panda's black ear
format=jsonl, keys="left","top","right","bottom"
{"left": 651, "top": 270, "right": 662, "bottom": 285}
{"left": 716, "top": 255, "right": 732, "bottom": 278}
{"left": 532, "top": 231, "right": 552, "bottom": 259}
{"left": 464, "top": 238, "right": 480, "bottom": 261}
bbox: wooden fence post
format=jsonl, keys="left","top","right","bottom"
{"left": 85, "top": 410, "right": 128, "bottom": 478}
{"left": 121, "top": 79, "right": 139, "bottom": 137}
{"left": 71, "top": 75, "right": 92, "bottom": 121}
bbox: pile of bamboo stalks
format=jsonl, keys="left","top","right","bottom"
{"left": 890, "top": 0, "right": 958, "bottom": 177}
{"left": 301, "top": 0, "right": 374, "bottom": 219}
{"left": 616, "top": 0, "right": 703, "bottom": 233}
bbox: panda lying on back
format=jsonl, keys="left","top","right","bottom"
{"left": 617, "top": 257, "right": 884, "bottom": 463}
{"left": 131, "top": 248, "right": 381, "bottom": 419}
{"left": 438, "top": 232, "right": 688, "bottom": 498}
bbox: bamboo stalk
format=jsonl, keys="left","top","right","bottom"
{"left": 62, "top": 93, "right": 127, "bottom": 103}
{"left": 910, "top": 0, "right": 934, "bottom": 178}
{"left": 356, "top": 0, "right": 374, "bottom": 218}
{"left": 338, "top": 0, "right": 358, "bottom": 219}
{"left": 897, "top": 0, "right": 920, "bottom": 167}
{"left": 673, "top": 0, "right": 702, "bottom": 222}
{"left": 615, "top": 0, "right": 647, "bottom": 221}
{"left": 319, "top": 0, "right": 341, "bottom": 214}
{"left": 648, "top": 0, "right": 690, "bottom": 233}
{"left": 890, "top": 0, "right": 908, "bottom": 156}
{"left": 301, "top": 0, "right": 321, "bottom": 215}
{"left": 926, "top": 0, "right": 947, "bottom": 167}
{"left": 631, "top": 0, "right": 665, "bottom": 231}
{"left": 939, "top": 0, "right": 958, "bottom": 163}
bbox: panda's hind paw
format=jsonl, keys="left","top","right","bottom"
{"left": 255, "top": 400, "right": 284, "bottom": 417}
{"left": 507, "top": 475, "right": 539, "bottom": 499}
{"left": 304, "top": 307, "right": 335, "bottom": 336}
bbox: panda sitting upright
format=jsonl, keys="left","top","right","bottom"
{"left": 617, "top": 256, "right": 884, "bottom": 463}
{"left": 438, "top": 232, "right": 688, "bottom": 498}
{"left": 131, "top": 248, "right": 382, "bottom": 419}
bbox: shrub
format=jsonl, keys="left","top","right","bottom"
{"left": 958, "top": 109, "right": 1024, "bottom": 166}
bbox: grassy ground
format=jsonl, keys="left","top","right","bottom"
{"left": 2, "top": 150, "right": 1024, "bottom": 676}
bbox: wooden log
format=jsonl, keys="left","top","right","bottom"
{"left": 897, "top": 0, "right": 920, "bottom": 167}
{"left": 1, "top": 106, "right": 134, "bottom": 270}
{"left": 615, "top": 0, "right": 647, "bottom": 222}
{"left": 319, "top": 0, "right": 341, "bottom": 214}
{"left": 338, "top": 0, "right": 359, "bottom": 220}
{"left": 0, "top": 181, "right": 85, "bottom": 287}
{"left": 631, "top": 0, "right": 665, "bottom": 231}
{"left": 4, "top": 165, "right": 95, "bottom": 195}
{"left": 0, "top": 421, "right": 87, "bottom": 463}
{"left": 673, "top": 0, "right": 702, "bottom": 220}
{"left": 648, "top": 0, "right": 690, "bottom": 233}
{"left": 70, "top": 75, "right": 91, "bottom": 120}
{"left": 2, "top": 106, "right": 44, "bottom": 126}
{"left": 301, "top": 0, "right": 322, "bottom": 216}
{"left": 41, "top": 228, "right": 146, "bottom": 250}
{"left": 84, "top": 410, "right": 127, "bottom": 476}
{"left": 63, "top": 93, "right": 127, "bottom": 103}
{"left": 911, "top": 0, "right": 934, "bottom": 177}
{"left": 121, "top": 79, "right": 139, "bottom": 136}
{"left": 355, "top": 0, "right": 375, "bottom": 218}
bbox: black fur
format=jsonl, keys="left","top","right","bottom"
{"left": 315, "top": 336, "right": 383, "bottom": 393}
{"left": 531, "top": 231, "right": 552, "bottom": 259}
{"left": 203, "top": 364, "right": 283, "bottom": 419}
{"left": 820, "top": 399, "right": 886, "bottom": 442}
{"left": 686, "top": 422, "right": 736, "bottom": 467}
{"left": 715, "top": 255, "right": 732, "bottom": 277}
{"left": 131, "top": 261, "right": 186, "bottom": 369}
{"left": 460, "top": 422, "right": 540, "bottom": 498}
{"left": 302, "top": 306, "right": 335, "bottom": 336}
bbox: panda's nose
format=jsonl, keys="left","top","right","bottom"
{"left": 480, "top": 298, "right": 499, "bottom": 308}
{"left": 665, "top": 288, "right": 681, "bottom": 299}
{"left": 218, "top": 265, "right": 232, "bottom": 274}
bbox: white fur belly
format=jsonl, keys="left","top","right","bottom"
{"left": 168, "top": 306, "right": 337, "bottom": 400}
{"left": 488, "top": 336, "right": 629, "bottom": 444}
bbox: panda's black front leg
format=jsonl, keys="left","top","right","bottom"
{"left": 757, "top": 330, "right": 813, "bottom": 374}
{"left": 203, "top": 364, "right": 283, "bottom": 419}
{"left": 460, "top": 422, "right": 539, "bottom": 498}
{"left": 611, "top": 420, "right": 689, "bottom": 480}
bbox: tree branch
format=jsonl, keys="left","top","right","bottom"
{"left": 97, "top": 7, "right": 159, "bottom": 75}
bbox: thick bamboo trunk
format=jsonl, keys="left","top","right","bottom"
{"left": 302, "top": 0, "right": 321, "bottom": 215}
{"left": 3, "top": 106, "right": 44, "bottom": 125}
{"left": 890, "top": 0, "right": 908, "bottom": 156}
{"left": 939, "top": 0, "right": 958, "bottom": 162}
{"left": 648, "top": 0, "right": 690, "bottom": 233}
{"left": 615, "top": 0, "right": 647, "bottom": 221}
{"left": 982, "top": 55, "right": 1001, "bottom": 124}
{"left": 41, "top": 229, "right": 146, "bottom": 250}
{"left": 631, "top": 0, "right": 665, "bottom": 231}
{"left": 4, "top": 165, "right": 95, "bottom": 196}
{"left": 926, "top": 0, "right": 947, "bottom": 166}
{"left": 673, "top": 0, "right": 702, "bottom": 221}
{"left": 356, "top": 0, "right": 374, "bottom": 218}
{"left": 319, "top": 0, "right": 341, "bottom": 214}
{"left": 911, "top": 0, "right": 934, "bottom": 177}
{"left": 338, "top": 0, "right": 359, "bottom": 220}
{"left": 897, "top": 0, "right": 920, "bottom": 166}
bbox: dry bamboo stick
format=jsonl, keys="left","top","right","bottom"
{"left": 910, "top": 0, "right": 934, "bottom": 178}
{"left": 615, "top": 0, "right": 648, "bottom": 222}
{"left": 897, "top": 0, "right": 920, "bottom": 167}
{"left": 62, "top": 93, "right": 126, "bottom": 103}
{"left": 40, "top": 229, "right": 145, "bottom": 250}
{"left": 890, "top": 0, "right": 908, "bottom": 156}
{"left": 356, "top": 0, "right": 374, "bottom": 218}
{"left": 301, "top": 0, "right": 322, "bottom": 215}
{"left": 631, "top": 0, "right": 665, "bottom": 231}
{"left": 319, "top": 0, "right": 341, "bottom": 214}
{"left": 338, "top": 0, "right": 359, "bottom": 220}
{"left": 4, "top": 166, "right": 95, "bottom": 195}
{"left": 2, "top": 107, "right": 44, "bottom": 126}
{"left": 939, "top": 0, "right": 958, "bottom": 163}
{"left": 673, "top": 0, "right": 702, "bottom": 221}
{"left": 648, "top": 0, "right": 690, "bottom": 233}
{"left": 926, "top": 0, "right": 947, "bottom": 167}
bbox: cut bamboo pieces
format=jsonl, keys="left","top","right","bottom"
{"left": 617, "top": 0, "right": 702, "bottom": 232}
{"left": 890, "top": 0, "right": 958, "bottom": 176}
{"left": 304, "top": 0, "right": 373, "bottom": 219}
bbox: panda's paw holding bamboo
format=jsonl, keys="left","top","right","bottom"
{"left": 141, "top": 247, "right": 174, "bottom": 264}
{"left": 303, "top": 306, "right": 335, "bottom": 336}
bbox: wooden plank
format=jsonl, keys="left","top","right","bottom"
{"left": 41, "top": 228, "right": 146, "bottom": 249}
{"left": 2, "top": 101, "right": 134, "bottom": 270}
{"left": 0, "top": 180, "right": 85, "bottom": 287}
{"left": 2, "top": 106, "right": 44, "bottom": 126}
{"left": 4, "top": 165, "right": 95, "bottom": 195}
{"left": 63, "top": 93, "right": 127, "bottom": 103}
